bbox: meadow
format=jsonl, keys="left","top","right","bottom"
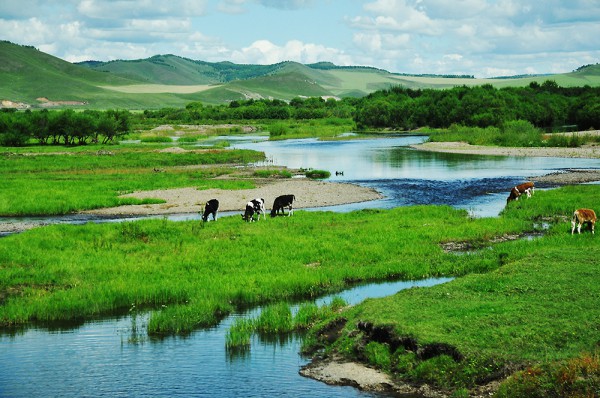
{"left": 302, "top": 185, "right": 600, "bottom": 396}
{"left": 0, "top": 145, "right": 263, "bottom": 215}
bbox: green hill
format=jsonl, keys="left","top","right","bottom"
{"left": 2, "top": 40, "right": 599, "bottom": 110}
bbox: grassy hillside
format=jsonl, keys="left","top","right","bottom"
{"left": 2, "top": 40, "right": 600, "bottom": 109}
{"left": 0, "top": 41, "right": 140, "bottom": 104}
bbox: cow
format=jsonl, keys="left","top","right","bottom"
{"left": 270, "top": 194, "right": 295, "bottom": 217}
{"left": 201, "top": 199, "right": 219, "bottom": 222}
{"left": 250, "top": 198, "right": 266, "bottom": 220}
{"left": 506, "top": 181, "right": 535, "bottom": 203}
{"left": 571, "top": 208, "right": 596, "bottom": 234}
{"left": 242, "top": 201, "right": 257, "bottom": 222}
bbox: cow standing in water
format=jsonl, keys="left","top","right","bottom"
{"left": 202, "top": 199, "right": 219, "bottom": 222}
{"left": 506, "top": 181, "right": 535, "bottom": 203}
{"left": 571, "top": 208, "right": 596, "bottom": 234}
{"left": 271, "top": 195, "right": 295, "bottom": 217}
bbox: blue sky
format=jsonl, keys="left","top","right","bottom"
{"left": 1, "top": 0, "right": 599, "bottom": 78}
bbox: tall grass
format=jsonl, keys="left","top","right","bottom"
{"left": 225, "top": 298, "right": 348, "bottom": 349}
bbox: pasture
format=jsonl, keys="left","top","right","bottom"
{"left": 0, "top": 145, "right": 263, "bottom": 216}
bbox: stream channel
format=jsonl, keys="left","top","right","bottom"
{"left": 2, "top": 134, "right": 600, "bottom": 397}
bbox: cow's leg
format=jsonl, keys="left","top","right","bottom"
{"left": 525, "top": 188, "right": 531, "bottom": 198}
{"left": 214, "top": 211, "right": 218, "bottom": 221}
{"left": 577, "top": 221, "right": 583, "bottom": 234}
{"left": 572, "top": 218, "right": 578, "bottom": 234}
{"left": 288, "top": 205, "right": 293, "bottom": 216}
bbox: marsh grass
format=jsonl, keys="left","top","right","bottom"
{"left": 264, "top": 119, "right": 355, "bottom": 140}
{"left": 225, "top": 298, "right": 348, "bottom": 349}
{"left": 1, "top": 203, "right": 528, "bottom": 334}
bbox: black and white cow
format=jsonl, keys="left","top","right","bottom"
{"left": 242, "top": 201, "right": 257, "bottom": 222}
{"left": 202, "top": 199, "right": 219, "bottom": 222}
{"left": 250, "top": 198, "right": 266, "bottom": 220}
{"left": 270, "top": 194, "right": 295, "bottom": 217}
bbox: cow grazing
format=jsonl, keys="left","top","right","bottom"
{"left": 250, "top": 198, "right": 266, "bottom": 220}
{"left": 242, "top": 201, "right": 257, "bottom": 222}
{"left": 202, "top": 199, "right": 219, "bottom": 222}
{"left": 571, "top": 208, "right": 596, "bottom": 234}
{"left": 270, "top": 194, "right": 295, "bottom": 217}
{"left": 506, "top": 181, "right": 535, "bottom": 203}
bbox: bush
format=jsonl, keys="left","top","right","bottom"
{"left": 305, "top": 169, "right": 331, "bottom": 179}
{"left": 269, "top": 124, "right": 288, "bottom": 137}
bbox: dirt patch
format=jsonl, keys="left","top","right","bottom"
{"left": 36, "top": 97, "right": 88, "bottom": 107}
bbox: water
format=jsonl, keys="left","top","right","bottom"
{"left": 231, "top": 135, "right": 600, "bottom": 217}
{"left": 0, "top": 278, "right": 450, "bottom": 398}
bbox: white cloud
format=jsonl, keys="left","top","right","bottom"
{"left": 230, "top": 39, "right": 352, "bottom": 65}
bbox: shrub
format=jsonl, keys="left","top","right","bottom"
{"left": 305, "top": 169, "right": 331, "bottom": 179}
{"left": 269, "top": 124, "right": 288, "bottom": 137}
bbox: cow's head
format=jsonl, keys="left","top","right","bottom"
{"left": 506, "top": 187, "right": 521, "bottom": 203}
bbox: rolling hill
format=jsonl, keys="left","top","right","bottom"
{"left": 1, "top": 40, "right": 599, "bottom": 110}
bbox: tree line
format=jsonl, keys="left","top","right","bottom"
{"left": 353, "top": 81, "right": 600, "bottom": 131}
{"left": 0, "top": 109, "right": 130, "bottom": 146}
{"left": 1, "top": 80, "right": 599, "bottom": 147}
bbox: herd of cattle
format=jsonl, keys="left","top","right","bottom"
{"left": 201, "top": 194, "right": 296, "bottom": 223}
{"left": 506, "top": 181, "right": 596, "bottom": 235}
{"left": 201, "top": 182, "right": 595, "bottom": 235}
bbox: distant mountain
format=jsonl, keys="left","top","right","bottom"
{"left": 2, "top": 40, "right": 599, "bottom": 110}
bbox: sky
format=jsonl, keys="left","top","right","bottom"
{"left": 1, "top": 0, "right": 599, "bottom": 78}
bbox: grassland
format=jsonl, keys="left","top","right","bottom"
{"left": 301, "top": 185, "right": 600, "bottom": 395}
{"left": 0, "top": 145, "right": 263, "bottom": 216}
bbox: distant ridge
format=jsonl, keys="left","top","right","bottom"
{"left": 1, "top": 40, "right": 599, "bottom": 110}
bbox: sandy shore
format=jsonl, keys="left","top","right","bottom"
{"left": 411, "top": 140, "right": 600, "bottom": 159}
{"left": 83, "top": 178, "right": 383, "bottom": 216}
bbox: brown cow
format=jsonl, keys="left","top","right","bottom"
{"left": 506, "top": 181, "right": 535, "bottom": 203}
{"left": 571, "top": 208, "right": 596, "bottom": 234}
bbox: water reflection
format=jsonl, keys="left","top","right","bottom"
{"left": 0, "top": 278, "right": 448, "bottom": 398}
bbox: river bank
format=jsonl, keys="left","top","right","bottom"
{"left": 411, "top": 141, "right": 600, "bottom": 185}
{"left": 0, "top": 178, "right": 383, "bottom": 234}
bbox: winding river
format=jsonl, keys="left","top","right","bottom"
{"left": 2, "top": 135, "right": 600, "bottom": 397}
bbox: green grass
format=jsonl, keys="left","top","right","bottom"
{"left": 428, "top": 121, "right": 599, "bottom": 148}
{"left": 2, "top": 166, "right": 599, "bottom": 394}
{"left": 301, "top": 186, "right": 600, "bottom": 395}
{"left": 225, "top": 298, "right": 348, "bottom": 349}
{"left": 0, "top": 202, "right": 533, "bottom": 333}
{"left": 0, "top": 145, "right": 263, "bottom": 215}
